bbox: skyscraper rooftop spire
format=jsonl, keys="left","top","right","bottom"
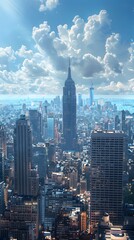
{"left": 67, "top": 57, "right": 72, "bottom": 79}
{"left": 63, "top": 57, "right": 77, "bottom": 151}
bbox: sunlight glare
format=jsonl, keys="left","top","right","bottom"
{"left": 0, "top": 0, "right": 22, "bottom": 18}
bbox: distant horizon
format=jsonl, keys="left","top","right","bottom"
{"left": 0, "top": 94, "right": 134, "bottom": 99}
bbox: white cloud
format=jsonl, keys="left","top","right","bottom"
{"left": 0, "top": 10, "right": 133, "bottom": 95}
{"left": 104, "top": 53, "right": 122, "bottom": 74}
{"left": 77, "top": 54, "right": 103, "bottom": 78}
{"left": 39, "top": 0, "right": 59, "bottom": 12}
{"left": 127, "top": 42, "right": 134, "bottom": 72}
{"left": 16, "top": 45, "right": 33, "bottom": 59}
{"left": 0, "top": 47, "right": 16, "bottom": 70}
{"left": 32, "top": 10, "right": 111, "bottom": 74}
{"left": 97, "top": 79, "right": 134, "bottom": 95}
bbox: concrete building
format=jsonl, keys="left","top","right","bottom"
{"left": 14, "top": 115, "right": 32, "bottom": 196}
{"left": 69, "top": 168, "right": 78, "bottom": 190}
{"left": 14, "top": 115, "right": 39, "bottom": 196}
{"left": 80, "top": 212, "right": 87, "bottom": 232}
{"left": 89, "top": 83, "right": 94, "bottom": 106}
{"left": 0, "top": 196, "right": 39, "bottom": 240}
{"left": 0, "top": 125, "right": 7, "bottom": 182}
{"left": 29, "top": 109, "right": 43, "bottom": 143}
{"left": 0, "top": 181, "right": 5, "bottom": 215}
{"left": 47, "top": 117, "right": 55, "bottom": 139}
{"left": 90, "top": 130, "right": 126, "bottom": 229}
{"left": 32, "top": 143, "right": 47, "bottom": 185}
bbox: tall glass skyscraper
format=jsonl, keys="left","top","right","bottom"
{"left": 29, "top": 109, "right": 43, "bottom": 143}
{"left": 63, "top": 62, "right": 77, "bottom": 151}
{"left": 89, "top": 84, "right": 94, "bottom": 106}
{"left": 14, "top": 115, "right": 32, "bottom": 196}
{"left": 0, "top": 125, "right": 6, "bottom": 182}
{"left": 47, "top": 117, "right": 55, "bottom": 139}
{"left": 90, "top": 130, "right": 126, "bottom": 230}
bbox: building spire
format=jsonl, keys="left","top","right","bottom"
{"left": 68, "top": 57, "right": 71, "bottom": 79}
{"left": 90, "top": 79, "right": 93, "bottom": 88}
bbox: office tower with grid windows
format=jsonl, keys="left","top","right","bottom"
{"left": 90, "top": 130, "right": 126, "bottom": 230}
{"left": 14, "top": 115, "right": 32, "bottom": 196}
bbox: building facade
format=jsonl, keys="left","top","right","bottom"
{"left": 63, "top": 62, "right": 77, "bottom": 151}
{"left": 90, "top": 130, "right": 126, "bottom": 229}
{"left": 47, "top": 117, "right": 55, "bottom": 140}
{"left": 14, "top": 115, "right": 32, "bottom": 196}
{"left": 0, "top": 125, "right": 7, "bottom": 182}
{"left": 29, "top": 109, "right": 43, "bottom": 143}
{"left": 89, "top": 84, "right": 94, "bottom": 106}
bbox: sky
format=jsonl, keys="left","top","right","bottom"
{"left": 0, "top": 0, "right": 133, "bottom": 96}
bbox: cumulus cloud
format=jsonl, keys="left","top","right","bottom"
{"left": 104, "top": 53, "right": 122, "bottom": 74}
{"left": 32, "top": 21, "right": 67, "bottom": 71}
{"left": 0, "top": 47, "right": 16, "bottom": 70}
{"left": 0, "top": 10, "right": 133, "bottom": 95}
{"left": 78, "top": 54, "right": 103, "bottom": 78}
{"left": 97, "top": 79, "right": 134, "bottom": 95}
{"left": 32, "top": 10, "right": 110, "bottom": 75}
{"left": 39, "top": 0, "right": 59, "bottom": 12}
{"left": 97, "top": 81, "right": 127, "bottom": 94}
{"left": 21, "top": 58, "right": 48, "bottom": 79}
{"left": 127, "top": 43, "right": 134, "bottom": 72}
{"left": 16, "top": 45, "right": 33, "bottom": 59}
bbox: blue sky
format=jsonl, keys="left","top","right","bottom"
{"left": 0, "top": 0, "right": 133, "bottom": 95}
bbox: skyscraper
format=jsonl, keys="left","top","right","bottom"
{"left": 90, "top": 130, "right": 126, "bottom": 230}
{"left": 89, "top": 83, "right": 94, "bottom": 106}
{"left": 29, "top": 109, "right": 43, "bottom": 143}
{"left": 0, "top": 125, "right": 7, "bottom": 182}
{"left": 115, "top": 115, "right": 120, "bottom": 130}
{"left": 14, "top": 115, "right": 32, "bottom": 196}
{"left": 78, "top": 93, "right": 83, "bottom": 108}
{"left": 63, "top": 61, "right": 77, "bottom": 151}
{"left": 47, "top": 116, "right": 55, "bottom": 139}
{"left": 122, "top": 110, "right": 126, "bottom": 132}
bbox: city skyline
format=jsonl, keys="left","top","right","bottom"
{"left": 0, "top": 0, "right": 133, "bottom": 96}
{"left": 0, "top": 84, "right": 134, "bottom": 238}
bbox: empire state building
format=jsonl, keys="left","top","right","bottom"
{"left": 63, "top": 62, "right": 77, "bottom": 151}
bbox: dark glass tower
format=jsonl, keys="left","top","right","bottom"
{"left": 63, "top": 62, "right": 77, "bottom": 151}
{"left": 29, "top": 109, "right": 43, "bottom": 143}
{"left": 89, "top": 83, "right": 94, "bottom": 106}
{"left": 14, "top": 115, "right": 32, "bottom": 196}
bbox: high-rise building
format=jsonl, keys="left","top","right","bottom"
{"left": 14, "top": 115, "right": 32, "bottom": 196}
{"left": 90, "top": 130, "right": 126, "bottom": 230}
{"left": 115, "top": 115, "right": 120, "bottom": 130}
{"left": 89, "top": 83, "right": 94, "bottom": 106}
{"left": 122, "top": 110, "right": 126, "bottom": 132}
{"left": 0, "top": 125, "right": 7, "bottom": 182}
{"left": 29, "top": 109, "right": 43, "bottom": 143}
{"left": 47, "top": 116, "right": 55, "bottom": 139}
{"left": 80, "top": 212, "right": 87, "bottom": 232}
{"left": 63, "top": 61, "right": 77, "bottom": 151}
{"left": 32, "top": 143, "right": 47, "bottom": 185}
{"left": 0, "top": 196, "right": 39, "bottom": 240}
{"left": 69, "top": 168, "right": 78, "bottom": 190}
{"left": 78, "top": 93, "right": 83, "bottom": 108}
{"left": 0, "top": 181, "right": 5, "bottom": 215}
